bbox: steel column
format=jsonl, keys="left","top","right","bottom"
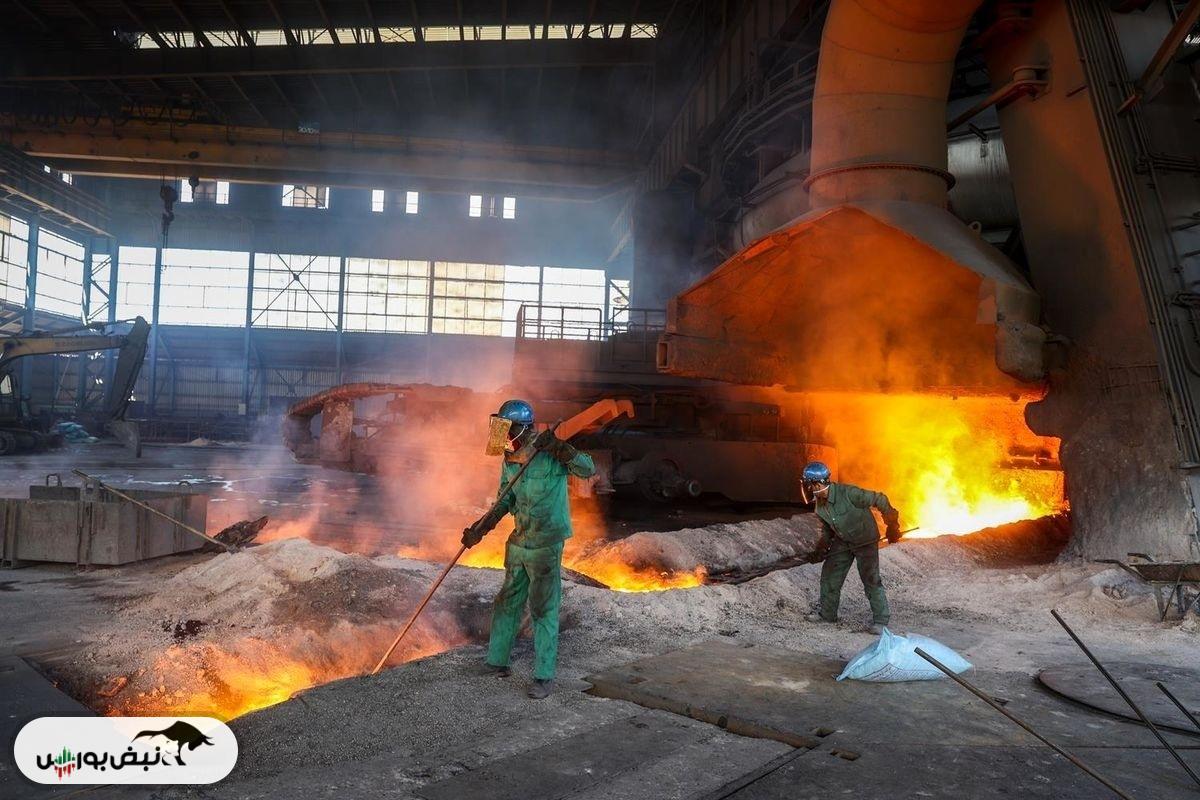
{"left": 20, "top": 214, "right": 40, "bottom": 403}
{"left": 76, "top": 237, "right": 94, "bottom": 414}
{"left": 241, "top": 251, "right": 255, "bottom": 415}
{"left": 105, "top": 238, "right": 118, "bottom": 388}
{"left": 335, "top": 255, "right": 347, "bottom": 384}
{"left": 146, "top": 244, "right": 163, "bottom": 416}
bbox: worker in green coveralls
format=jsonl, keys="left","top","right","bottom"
{"left": 461, "top": 399, "right": 595, "bottom": 699}
{"left": 800, "top": 461, "right": 904, "bottom": 634}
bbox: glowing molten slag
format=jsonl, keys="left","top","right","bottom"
{"left": 804, "top": 392, "right": 1065, "bottom": 537}
{"left": 112, "top": 633, "right": 452, "bottom": 721}
{"left": 458, "top": 540, "right": 705, "bottom": 592}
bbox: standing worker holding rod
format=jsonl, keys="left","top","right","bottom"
{"left": 462, "top": 399, "right": 595, "bottom": 699}
{"left": 801, "top": 461, "right": 905, "bottom": 634}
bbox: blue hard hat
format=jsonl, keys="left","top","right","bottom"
{"left": 496, "top": 399, "right": 534, "bottom": 426}
{"left": 802, "top": 461, "right": 831, "bottom": 484}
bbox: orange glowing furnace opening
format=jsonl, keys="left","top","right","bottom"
{"left": 798, "top": 391, "right": 1065, "bottom": 538}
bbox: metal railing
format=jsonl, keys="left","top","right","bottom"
{"left": 516, "top": 304, "right": 665, "bottom": 342}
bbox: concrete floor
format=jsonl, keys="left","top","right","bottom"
{"left": 2, "top": 443, "right": 1198, "bottom": 799}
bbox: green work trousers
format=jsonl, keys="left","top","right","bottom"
{"left": 819, "top": 542, "right": 890, "bottom": 625}
{"left": 486, "top": 540, "right": 564, "bottom": 680}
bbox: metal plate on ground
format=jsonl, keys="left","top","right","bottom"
{"left": 414, "top": 713, "right": 724, "bottom": 800}
{"left": 584, "top": 639, "right": 1043, "bottom": 749}
{"left": 1038, "top": 661, "right": 1200, "bottom": 735}
{"left": 0, "top": 656, "right": 94, "bottom": 800}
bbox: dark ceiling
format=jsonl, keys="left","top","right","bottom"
{"left": 0, "top": 1, "right": 746, "bottom": 153}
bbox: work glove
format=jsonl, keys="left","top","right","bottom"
{"left": 884, "top": 509, "right": 903, "bottom": 544}
{"left": 460, "top": 506, "right": 505, "bottom": 548}
{"left": 531, "top": 429, "right": 580, "bottom": 466}
{"left": 461, "top": 525, "right": 484, "bottom": 548}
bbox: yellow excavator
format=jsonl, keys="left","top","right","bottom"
{"left": 0, "top": 317, "right": 150, "bottom": 455}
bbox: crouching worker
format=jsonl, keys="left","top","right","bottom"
{"left": 461, "top": 399, "right": 595, "bottom": 699}
{"left": 800, "top": 461, "right": 904, "bottom": 635}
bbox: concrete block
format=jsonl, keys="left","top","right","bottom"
{"left": 1, "top": 485, "right": 207, "bottom": 567}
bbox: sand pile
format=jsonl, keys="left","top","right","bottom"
{"left": 57, "top": 512, "right": 1193, "bottom": 725}
{"left": 72, "top": 539, "right": 504, "bottom": 720}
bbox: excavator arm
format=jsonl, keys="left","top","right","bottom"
{"left": 0, "top": 317, "right": 150, "bottom": 456}
{"left": 0, "top": 333, "right": 127, "bottom": 370}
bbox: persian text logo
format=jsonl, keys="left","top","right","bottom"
{"left": 14, "top": 717, "right": 237, "bottom": 785}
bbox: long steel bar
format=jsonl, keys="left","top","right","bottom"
{"left": 913, "top": 647, "right": 1133, "bottom": 799}
{"left": 1156, "top": 682, "right": 1200, "bottom": 734}
{"left": 1052, "top": 609, "right": 1200, "bottom": 787}
{"left": 369, "top": 543, "right": 467, "bottom": 676}
{"left": 71, "top": 469, "right": 231, "bottom": 552}
{"left": 1118, "top": 0, "right": 1200, "bottom": 112}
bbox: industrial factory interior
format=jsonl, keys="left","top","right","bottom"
{"left": 2, "top": 0, "right": 1200, "bottom": 797}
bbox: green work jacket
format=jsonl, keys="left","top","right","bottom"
{"left": 496, "top": 445, "right": 595, "bottom": 549}
{"left": 814, "top": 482, "right": 896, "bottom": 547}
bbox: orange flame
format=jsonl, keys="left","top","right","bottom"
{"left": 109, "top": 629, "right": 455, "bottom": 721}
{"left": 448, "top": 534, "right": 706, "bottom": 592}
{"left": 800, "top": 391, "right": 1065, "bottom": 537}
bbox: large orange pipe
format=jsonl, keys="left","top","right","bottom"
{"left": 807, "top": 0, "right": 982, "bottom": 208}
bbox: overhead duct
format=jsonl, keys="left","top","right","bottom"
{"left": 733, "top": 130, "right": 1018, "bottom": 251}
{"left": 659, "top": 0, "right": 1044, "bottom": 391}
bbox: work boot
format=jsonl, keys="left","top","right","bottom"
{"left": 805, "top": 612, "right": 835, "bottom": 624}
{"left": 479, "top": 662, "right": 511, "bottom": 678}
{"left": 865, "top": 623, "right": 887, "bottom": 635}
{"left": 527, "top": 679, "right": 553, "bottom": 700}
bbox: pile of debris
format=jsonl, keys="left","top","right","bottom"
{"left": 73, "top": 539, "right": 503, "bottom": 720}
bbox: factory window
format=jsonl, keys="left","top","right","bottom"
{"left": 0, "top": 213, "right": 29, "bottom": 307}
{"left": 115, "top": 246, "right": 156, "bottom": 320}
{"left": 377, "top": 27, "right": 417, "bottom": 43}
{"left": 343, "top": 258, "right": 429, "bottom": 333}
{"left": 467, "top": 195, "right": 515, "bottom": 219}
{"left": 431, "top": 262, "right": 539, "bottom": 336}
{"left": 61, "top": 172, "right": 73, "bottom": 185}
{"left": 133, "top": 24, "right": 654, "bottom": 48}
{"left": 371, "top": 189, "right": 385, "bottom": 213}
{"left": 282, "top": 185, "right": 330, "bottom": 209}
{"left": 180, "top": 179, "right": 231, "bottom": 205}
{"left": 34, "top": 228, "right": 86, "bottom": 319}
{"left": 405, "top": 191, "right": 419, "bottom": 215}
{"left": 536, "top": 267, "right": 608, "bottom": 339}
{"left": 158, "top": 249, "right": 249, "bottom": 326}
{"left": 252, "top": 253, "right": 340, "bottom": 330}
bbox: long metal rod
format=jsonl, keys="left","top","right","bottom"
{"left": 1051, "top": 609, "right": 1200, "bottom": 788}
{"left": 1118, "top": 0, "right": 1200, "bottom": 112}
{"left": 71, "top": 469, "right": 231, "bottom": 552}
{"left": 913, "top": 647, "right": 1133, "bottom": 800}
{"left": 371, "top": 421, "right": 562, "bottom": 675}
{"left": 1157, "top": 682, "right": 1200, "bottom": 735}
{"left": 370, "top": 543, "right": 467, "bottom": 676}
{"left": 819, "top": 528, "right": 919, "bottom": 562}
